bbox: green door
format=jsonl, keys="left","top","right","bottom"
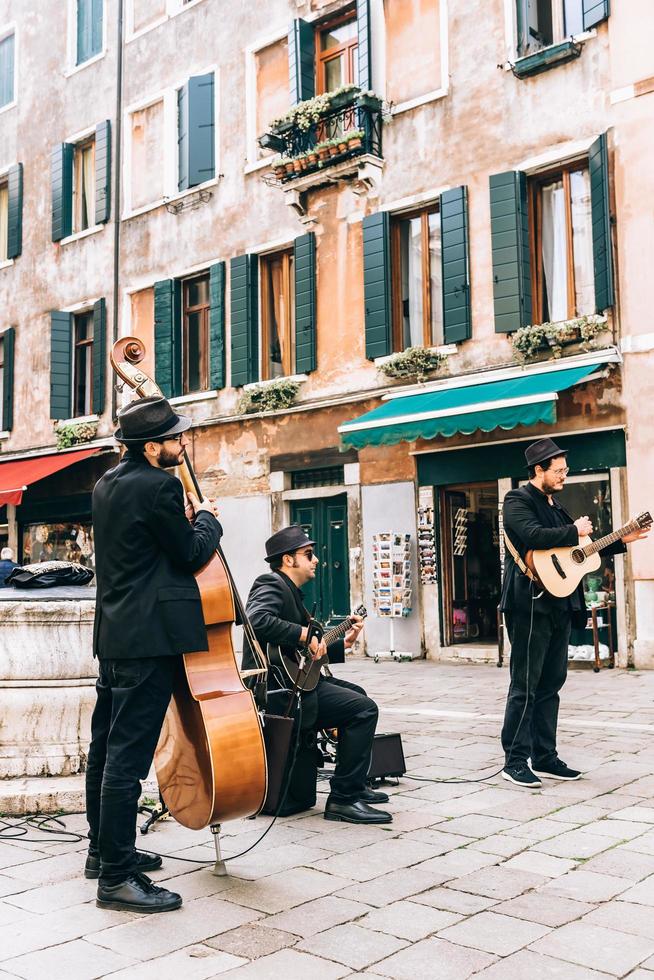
{"left": 290, "top": 494, "right": 350, "bottom": 626}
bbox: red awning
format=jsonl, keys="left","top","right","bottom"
{"left": 0, "top": 448, "right": 100, "bottom": 506}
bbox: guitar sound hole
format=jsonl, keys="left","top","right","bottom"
{"left": 571, "top": 548, "right": 585, "bottom": 565}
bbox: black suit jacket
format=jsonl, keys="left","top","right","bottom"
{"left": 500, "top": 482, "right": 625, "bottom": 626}
{"left": 92, "top": 450, "right": 222, "bottom": 659}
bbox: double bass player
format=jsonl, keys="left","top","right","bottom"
{"left": 85, "top": 396, "right": 221, "bottom": 913}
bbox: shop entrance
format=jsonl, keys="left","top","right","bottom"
{"left": 440, "top": 482, "right": 501, "bottom": 645}
{"left": 290, "top": 495, "right": 350, "bottom": 626}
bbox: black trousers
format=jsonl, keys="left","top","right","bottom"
{"left": 314, "top": 675, "right": 378, "bottom": 803}
{"left": 501, "top": 608, "right": 571, "bottom": 767}
{"left": 85, "top": 656, "right": 176, "bottom": 885}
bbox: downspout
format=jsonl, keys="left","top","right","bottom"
{"left": 111, "top": 0, "right": 125, "bottom": 421}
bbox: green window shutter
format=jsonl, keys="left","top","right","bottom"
{"left": 178, "top": 73, "right": 215, "bottom": 192}
{"left": 230, "top": 254, "right": 259, "bottom": 387}
{"left": 92, "top": 298, "right": 106, "bottom": 414}
{"left": 583, "top": 0, "right": 610, "bottom": 30}
{"left": 6, "top": 163, "right": 22, "bottom": 259}
{"left": 356, "top": 0, "right": 372, "bottom": 91}
{"left": 289, "top": 19, "right": 315, "bottom": 105}
{"left": 2, "top": 327, "right": 15, "bottom": 432}
{"left": 50, "top": 311, "right": 72, "bottom": 420}
{"left": 440, "top": 186, "right": 471, "bottom": 344}
{"left": 295, "top": 232, "right": 316, "bottom": 374}
{"left": 489, "top": 170, "right": 532, "bottom": 333}
{"left": 589, "top": 132, "right": 614, "bottom": 312}
{"left": 95, "top": 120, "right": 111, "bottom": 224}
{"left": 209, "top": 262, "right": 226, "bottom": 391}
{"left": 51, "top": 143, "right": 73, "bottom": 242}
{"left": 0, "top": 33, "right": 14, "bottom": 107}
{"left": 154, "top": 279, "right": 182, "bottom": 398}
{"left": 77, "top": 0, "right": 102, "bottom": 64}
{"left": 363, "top": 212, "right": 391, "bottom": 360}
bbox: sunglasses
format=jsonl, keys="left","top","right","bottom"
{"left": 295, "top": 548, "right": 315, "bottom": 560}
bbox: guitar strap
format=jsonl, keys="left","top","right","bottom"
{"left": 503, "top": 530, "right": 540, "bottom": 585}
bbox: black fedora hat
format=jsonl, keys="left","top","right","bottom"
{"left": 525, "top": 437, "right": 567, "bottom": 468}
{"left": 265, "top": 525, "right": 316, "bottom": 563}
{"left": 115, "top": 395, "right": 192, "bottom": 445}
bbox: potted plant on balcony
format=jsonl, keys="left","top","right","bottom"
{"left": 316, "top": 141, "right": 330, "bottom": 162}
{"left": 355, "top": 90, "right": 382, "bottom": 111}
{"left": 327, "top": 139, "right": 340, "bottom": 157}
{"left": 328, "top": 84, "right": 360, "bottom": 112}
{"left": 273, "top": 159, "right": 287, "bottom": 179}
{"left": 284, "top": 158, "right": 295, "bottom": 175}
{"left": 306, "top": 149, "right": 319, "bottom": 167}
{"left": 345, "top": 129, "right": 364, "bottom": 151}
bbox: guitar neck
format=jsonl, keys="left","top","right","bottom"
{"left": 322, "top": 617, "right": 354, "bottom": 646}
{"left": 583, "top": 519, "right": 639, "bottom": 556}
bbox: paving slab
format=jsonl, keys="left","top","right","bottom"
{"left": 361, "top": 899, "right": 461, "bottom": 940}
{"left": 2, "top": 938, "right": 136, "bottom": 980}
{"left": 494, "top": 892, "right": 593, "bottom": 927}
{"left": 529, "top": 920, "right": 654, "bottom": 975}
{"left": 502, "top": 851, "right": 577, "bottom": 877}
{"left": 262, "top": 895, "right": 371, "bottom": 938}
{"left": 334, "top": 866, "right": 438, "bottom": 907}
{"left": 411, "top": 886, "right": 498, "bottom": 915}
{"left": 216, "top": 947, "right": 351, "bottom": 979}
{"left": 538, "top": 869, "right": 632, "bottom": 902}
{"left": 297, "top": 922, "right": 408, "bottom": 970}
{"left": 445, "top": 866, "right": 547, "bottom": 900}
{"left": 436, "top": 909, "right": 551, "bottom": 956}
{"left": 374, "top": 936, "right": 496, "bottom": 979}
{"left": 221, "top": 868, "right": 353, "bottom": 914}
{"left": 205, "top": 922, "right": 298, "bottom": 958}
{"left": 474, "top": 948, "right": 615, "bottom": 978}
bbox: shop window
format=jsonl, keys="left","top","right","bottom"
{"left": 529, "top": 163, "right": 594, "bottom": 324}
{"left": 73, "top": 136, "right": 95, "bottom": 234}
{"left": 23, "top": 521, "right": 95, "bottom": 571}
{"left": 73, "top": 310, "right": 94, "bottom": 417}
{"left": 517, "top": 0, "right": 586, "bottom": 57}
{"left": 316, "top": 15, "right": 358, "bottom": 94}
{"left": 0, "top": 178, "right": 7, "bottom": 261}
{"left": 391, "top": 205, "right": 443, "bottom": 351}
{"left": 0, "top": 31, "right": 15, "bottom": 108}
{"left": 77, "top": 0, "right": 103, "bottom": 65}
{"left": 182, "top": 273, "right": 210, "bottom": 393}
{"left": 260, "top": 248, "right": 295, "bottom": 380}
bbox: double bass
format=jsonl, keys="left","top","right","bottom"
{"left": 110, "top": 337, "right": 268, "bottom": 831}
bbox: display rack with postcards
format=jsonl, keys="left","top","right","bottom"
{"left": 372, "top": 532, "right": 412, "bottom": 618}
{"left": 417, "top": 488, "right": 437, "bottom": 585}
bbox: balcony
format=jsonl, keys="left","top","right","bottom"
{"left": 258, "top": 87, "right": 385, "bottom": 215}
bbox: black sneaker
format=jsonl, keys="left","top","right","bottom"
{"left": 96, "top": 872, "right": 181, "bottom": 913}
{"left": 85, "top": 849, "right": 163, "bottom": 880}
{"left": 502, "top": 763, "right": 542, "bottom": 789}
{"left": 532, "top": 759, "right": 582, "bottom": 781}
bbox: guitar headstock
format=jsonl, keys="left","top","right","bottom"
{"left": 636, "top": 512, "right": 653, "bottom": 530}
{"left": 352, "top": 604, "right": 367, "bottom": 619}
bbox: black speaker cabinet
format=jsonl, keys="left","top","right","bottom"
{"left": 369, "top": 733, "right": 406, "bottom": 780}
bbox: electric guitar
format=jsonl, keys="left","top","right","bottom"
{"left": 267, "top": 605, "right": 367, "bottom": 693}
{"left": 526, "top": 512, "right": 652, "bottom": 598}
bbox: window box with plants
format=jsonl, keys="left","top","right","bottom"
{"left": 237, "top": 378, "right": 301, "bottom": 415}
{"left": 378, "top": 346, "right": 447, "bottom": 384}
{"left": 55, "top": 419, "right": 99, "bottom": 450}
{"left": 511, "top": 315, "right": 607, "bottom": 362}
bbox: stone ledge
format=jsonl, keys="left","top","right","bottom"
{"left": 0, "top": 773, "right": 159, "bottom": 816}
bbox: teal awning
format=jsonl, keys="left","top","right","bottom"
{"left": 339, "top": 363, "right": 604, "bottom": 449}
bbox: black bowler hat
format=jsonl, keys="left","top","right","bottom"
{"left": 265, "top": 525, "right": 316, "bottom": 562}
{"left": 525, "top": 437, "right": 567, "bottom": 468}
{"left": 114, "top": 395, "right": 192, "bottom": 445}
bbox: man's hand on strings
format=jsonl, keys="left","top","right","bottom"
{"left": 345, "top": 614, "right": 365, "bottom": 649}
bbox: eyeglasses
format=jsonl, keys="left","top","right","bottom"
{"left": 161, "top": 434, "right": 184, "bottom": 445}
{"left": 551, "top": 467, "right": 570, "bottom": 476}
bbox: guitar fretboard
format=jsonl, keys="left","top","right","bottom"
{"left": 322, "top": 617, "right": 355, "bottom": 646}
{"left": 583, "top": 519, "right": 641, "bottom": 556}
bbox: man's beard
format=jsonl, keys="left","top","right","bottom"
{"left": 544, "top": 481, "right": 563, "bottom": 494}
{"left": 158, "top": 448, "right": 182, "bottom": 468}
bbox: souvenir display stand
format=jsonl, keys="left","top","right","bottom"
{"left": 371, "top": 531, "right": 414, "bottom": 660}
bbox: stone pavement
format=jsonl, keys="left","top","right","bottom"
{"left": 3, "top": 659, "right": 654, "bottom": 978}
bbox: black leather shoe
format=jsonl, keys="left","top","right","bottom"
{"left": 358, "top": 787, "right": 390, "bottom": 804}
{"left": 324, "top": 799, "right": 392, "bottom": 824}
{"left": 85, "top": 849, "right": 163, "bottom": 880}
{"left": 96, "top": 872, "right": 181, "bottom": 913}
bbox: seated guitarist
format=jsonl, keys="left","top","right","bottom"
{"left": 500, "top": 438, "right": 649, "bottom": 790}
{"left": 243, "top": 525, "right": 392, "bottom": 824}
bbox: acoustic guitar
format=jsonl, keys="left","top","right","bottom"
{"left": 268, "top": 605, "right": 367, "bottom": 693}
{"left": 526, "top": 511, "right": 652, "bottom": 598}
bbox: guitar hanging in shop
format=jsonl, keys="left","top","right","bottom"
{"left": 268, "top": 605, "right": 367, "bottom": 693}
{"left": 526, "top": 512, "right": 652, "bottom": 598}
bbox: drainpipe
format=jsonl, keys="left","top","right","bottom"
{"left": 111, "top": 0, "right": 125, "bottom": 421}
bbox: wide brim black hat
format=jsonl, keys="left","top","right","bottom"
{"left": 114, "top": 395, "right": 192, "bottom": 445}
{"left": 525, "top": 437, "right": 568, "bottom": 468}
{"left": 265, "top": 525, "right": 316, "bottom": 562}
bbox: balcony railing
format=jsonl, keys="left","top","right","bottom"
{"left": 259, "top": 89, "right": 383, "bottom": 185}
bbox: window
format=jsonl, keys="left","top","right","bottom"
{"left": 391, "top": 206, "right": 443, "bottom": 351}
{"left": 77, "top": 0, "right": 103, "bottom": 65}
{"left": 260, "top": 249, "right": 295, "bottom": 379}
{"left": 384, "top": 0, "right": 443, "bottom": 106}
{"left": 529, "top": 163, "right": 594, "bottom": 323}
{"left": 130, "top": 101, "right": 165, "bottom": 210}
{"left": 182, "top": 273, "right": 210, "bottom": 393}
{"left": 0, "top": 31, "right": 14, "bottom": 108}
{"left": 73, "top": 137, "right": 95, "bottom": 233}
{"left": 316, "top": 15, "right": 358, "bottom": 94}
{"left": 0, "top": 179, "right": 7, "bottom": 261}
{"left": 73, "top": 311, "right": 94, "bottom": 416}
{"left": 517, "top": 0, "right": 586, "bottom": 56}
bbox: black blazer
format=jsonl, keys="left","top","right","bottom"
{"left": 92, "top": 450, "right": 222, "bottom": 659}
{"left": 500, "top": 482, "right": 624, "bottom": 626}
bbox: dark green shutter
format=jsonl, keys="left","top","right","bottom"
{"left": 209, "top": 262, "right": 226, "bottom": 390}
{"left": 92, "top": 298, "right": 106, "bottom": 414}
{"left": 230, "top": 254, "right": 259, "bottom": 387}
{"left": 363, "top": 212, "right": 391, "bottom": 359}
{"left": 2, "top": 327, "right": 15, "bottom": 432}
{"left": 440, "top": 186, "right": 471, "bottom": 344}
{"left": 289, "top": 19, "right": 315, "bottom": 105}
{"left": 6, "top": 163, "right": 22, "bottom": 259}
{"left": 51, "top": 143, "right": 73, "bottom": 242}
{"left": 178, "top": 74, "right": 215, "bottom": 192}
{"left": 589, "top": 132, "right": 614, "bottom": 312}
{"left": 489, "top": 171, "right": 532, "bottom": 333}
{"left": 50, "top": 311, "right": 72, "bottom": 420}
{"left": 95, "top": 120, "right": 111, "bottom": 224}
{"left": 295, "top": 232, "right": 316, "bottom": 374}
{"left": 356, "top": 0, "right": 372, "bottom": 91}
{"left": 583, "top": 0, "right": 610, "bottom": 30}
{"left": 154, "top": 279, "right": 182, "bottom": 398}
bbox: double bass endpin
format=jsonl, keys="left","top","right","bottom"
{"left": 210, "top": 824, "right": 228, "bottom": 876}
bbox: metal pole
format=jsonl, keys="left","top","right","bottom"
{"left": 210, "top": 824, "right": 228, "bottom": 876}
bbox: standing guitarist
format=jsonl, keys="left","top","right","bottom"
{"left": 243, "top": 525, "right": 392, "bottom": 824}
{"left": 500, "top": 437, "right": 649, "bottom": 789}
